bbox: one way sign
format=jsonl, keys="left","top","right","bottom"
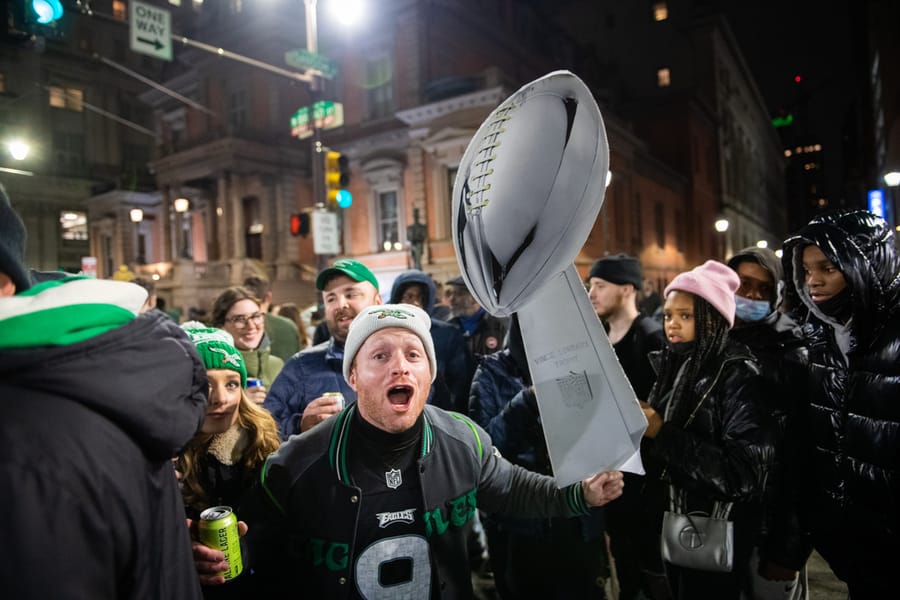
{"left": 129, "top": 0, "right": 172, "bottom": 61}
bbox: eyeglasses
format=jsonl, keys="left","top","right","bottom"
{"left": 225, "top": 312, "right": 264, "bottom": 327}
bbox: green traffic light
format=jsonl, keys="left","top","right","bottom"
{"left": 32, "top": 0, "right": 64, "bottom": 25}
{"left": 336, "top": 190, "right": 353, "bottom": 208}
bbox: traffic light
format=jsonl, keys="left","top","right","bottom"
{"left": 8, "top": 0, "right": 67, "bottom": 39}
{"left": 324, "top": 150, "right": 352, "bottom": 208}
{"left": 28, "top": 0, "right": 64, "bottom": 25}
{"left": 290, "top": 213, "right": 310, "bottom": 237}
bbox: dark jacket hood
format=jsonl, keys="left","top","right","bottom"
{"left": 783, "top": 210, "right": 900, "bottom": 345}
{"left": 728, "top": 246, "right": 785, "bottom": 309}
{"left": 0, "top": 311, "right": 208, "bottom": 460}
{"left": 389, "top": 269, "right": 438, "bottom": 314}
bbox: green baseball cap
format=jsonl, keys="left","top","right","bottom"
{"left": 316, "top": 258, "right": 379, "bottom": 292}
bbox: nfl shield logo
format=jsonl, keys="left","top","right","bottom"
{"left": 385, "top": 468, "right": 402, "bottom": 489}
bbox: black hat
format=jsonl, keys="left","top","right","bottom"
{"left": 0, "top": 185, "right": 30, "bottom": 293}
{"left": 446, "top": 275, "right": 466, "bottom": 287}
{"left": 588, "top": 254, "right": 642, "bottom": 289}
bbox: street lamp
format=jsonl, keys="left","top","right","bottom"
{"left": 174, "top": 197, "right": 192, "bottom": 259}
{"left": 714, "top": 218, "right": 729, "bottom": 233}
{"left": 6, "top": 139, "right": 30, "bottom": 161}
{"left": 129, "top": 208, "right": 145, "bottom": 265}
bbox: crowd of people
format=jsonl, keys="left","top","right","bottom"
{"left": 1, "top": 178, "right": 898, "bottom": 600}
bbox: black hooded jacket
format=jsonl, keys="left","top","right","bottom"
{"left": 728, "top": 247, "right": 811, "bottom": 567}
{"left": 0, "top": 311, "right": 208, "bottom": 599}
{"left": 390, "top": 270, "right": 474, "bottom": 413}
{"left": 783, "top": 211, "right": 900, "bottom": 585}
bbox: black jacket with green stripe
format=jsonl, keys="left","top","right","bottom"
{"left": 247, "top": 404, "right": 591, "bottom": 598}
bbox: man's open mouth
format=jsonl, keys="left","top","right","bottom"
{"left": 388, "top": 385, "right": 413, "bottom": 406}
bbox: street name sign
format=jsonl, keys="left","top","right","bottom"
{"left": 285, "top": 49, "right": 338, "bottom": 79}
{"left": 130, "top": 0, "right": 173, "bottom": 61}
{"left": 290, "top": 101, "right": 344, "bottom": 139}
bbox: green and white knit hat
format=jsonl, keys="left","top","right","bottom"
{"left": 0, "top": 276, "right": 146, "bottom": 348}
{"left": 342, "top": 304, "right": 436, "bottom": 383}
{"left": 182, "top": 326, "right": 247, "bottom": 387}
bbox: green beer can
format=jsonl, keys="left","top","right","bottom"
{"left": 198, "top": 506, "right": 243, "bottom": 581}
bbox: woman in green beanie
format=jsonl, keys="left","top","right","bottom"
{"left": 177, "top": 326, "right": 281, "bottom": 597}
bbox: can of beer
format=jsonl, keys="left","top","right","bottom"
{"left": 198, "top": 506, "right": 243, "bottom": 581}
{"left": 245, "top": 378, "right": 264, "bottom": 389}
{"left": 323, "top": 391, "right": 344, "bottom": 410}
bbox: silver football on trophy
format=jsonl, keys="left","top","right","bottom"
{"left": 451, "top": 70, "right": 609, "bottom": 316}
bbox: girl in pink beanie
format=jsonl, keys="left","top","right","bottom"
{"left": 632, "top": 260, "right": 777, "bottom": 599}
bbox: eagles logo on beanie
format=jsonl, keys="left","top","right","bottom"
{"left": 182, "top": 326, "right": 247, "bottom": 386}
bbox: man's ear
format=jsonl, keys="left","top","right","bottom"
{"left": 374, "top": 291, "right": 383, "bottom": 305}
{"left": 348, "top": 365, "right": 358, "bottom": 391}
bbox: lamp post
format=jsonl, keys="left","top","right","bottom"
{"left": 129, "top": 208, "right": 145, "bottom": 265}
{"left": 407, "top": 208, "right": 427, "bottom": 270}
{"left": 174, "top": 197, "right": 192, "bottom": 259}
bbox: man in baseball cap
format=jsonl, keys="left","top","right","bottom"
{"left": 197, "top": 303, "right": 626, "bottom": 596}
{"left": 264, "top": 258, "right": 382, "bottom": 437}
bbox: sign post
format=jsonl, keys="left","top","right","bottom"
{"left": 130, "top": 0, "right": 173, "bottom": 61}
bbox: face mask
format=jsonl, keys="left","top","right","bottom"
{"left": 734, "top": 295, "right": 771, "bottom": 322}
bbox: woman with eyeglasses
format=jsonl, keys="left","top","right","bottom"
{"left": 211, "top": 286, "right": 284, "bottom": 406}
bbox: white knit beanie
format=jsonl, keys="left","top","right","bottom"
{"left": 343, "top": 304, "right": 437, "bottom": 383}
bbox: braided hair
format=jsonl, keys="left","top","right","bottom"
{"left": 653, "top": 294, "right": 730, "bottom": 428}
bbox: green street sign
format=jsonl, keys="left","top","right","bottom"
{"left": 285, "top": 49, "right": 338, "bottom": 79}
{"left": 290, "top": 101, "right": 344, "bottom": 139}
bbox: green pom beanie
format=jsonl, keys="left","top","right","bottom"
{"left": 182, "top": 326, "right": 247, "bottom": 387}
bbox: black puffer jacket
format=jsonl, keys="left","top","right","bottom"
{"left": 783, "top": 210, "right": 900, "bottom": 585}
{"left": 0, "top": 310, "right": 207, "bottom": 599}
{"left": 641, "top": 341, "right": 776, "bottom": 575}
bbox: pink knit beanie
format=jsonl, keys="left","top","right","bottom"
{"left": 664, "top": 260, "right": 740, "bottom": 328}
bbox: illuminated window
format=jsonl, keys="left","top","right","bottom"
{"left": 113, "top": 1, "right": 126, "bottom": 20}
{"left": 60, "top": 211, "right": 88, "bottom": 241}
{"left": 657, "top": 68, "right": 671, "bottom": 87}
{"left": 49, "top": 86, "right": 66, "bottom": 108}
{"left": 653, "top": 1, "right": 668, "bottom": 21}
{"left": 49, "top": 86, "right": 83, "bottom": 111}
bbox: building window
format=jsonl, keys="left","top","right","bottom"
{"left": 657, "top": 68, "right": 671, "bottom": 88}
{"left": 0, "top": 72, "right": 5, "bottom": 93}
{"left": 655, "top": 203, "right": 665, "bottom": 249}
{"left": 377, "top": 191, "right": 399, "bottom": 251}
{"left": 365, "top": 55, "right": 393, "bottom": 120}
{"left": 53, "top": 132, "right": 84, "bottom": 172}
{"left": 60, "top": 211, "right": 88, "bottom": 241}
{"left": 674, "top": 210, "right": 684, "bottom": 251}
{"left": 49, "top": 86, "right": 84, "bottom": 111}
{"left": 228, "top": 88, "right": 248, "bottom": 130}
{"left": 113, "top": 1, "right": 126, "bottom": 20}
{"left": 632, "top": 192, "right": 643, "bottom": 246}
{"left": 653, "top": 1, "right": 668, "bottom": 21}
